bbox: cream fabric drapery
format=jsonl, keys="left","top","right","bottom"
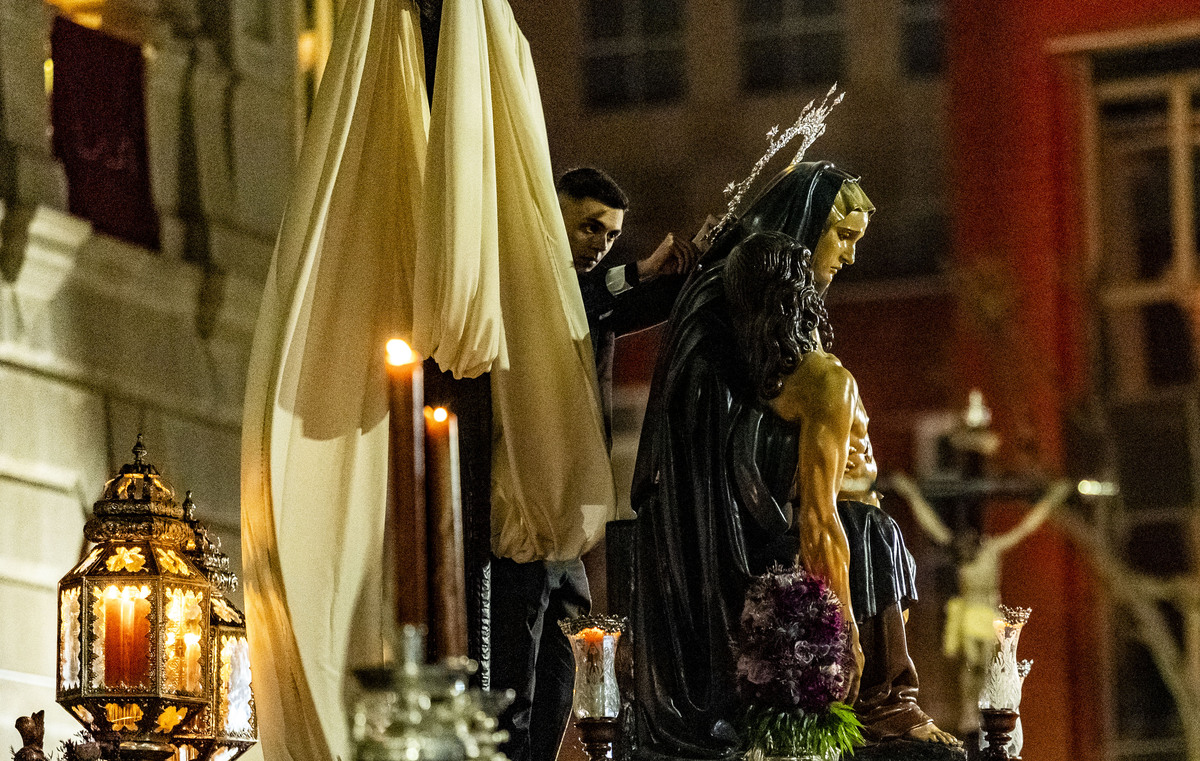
{"left": 243, "top": 0, "right": 621, "bottom": 759}
{"left": 419, "top": 0, "right": 622, "bottom": 563}
{"left": 240, "top": 1, "right": 427, "bottom": 761}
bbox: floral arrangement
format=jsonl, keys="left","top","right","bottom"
{"left": 734, "top": 565, "right": 863, "bottom": 759}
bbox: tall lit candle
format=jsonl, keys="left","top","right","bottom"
{"left": 120, "top": 593, "right": 135, "bottom": 684}
{"left": 386, "top": 339, "right": 427, "bottom": 630}
{"left": 424, "top": 406, "right": 466, "bottom": 659}
{"left": 183, "top": 632, "right": 201, "bottom": 692}
{"left": 102, "top": 587, "right": 122, "bottom": 685}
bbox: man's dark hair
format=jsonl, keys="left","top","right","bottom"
{"left": 556, "top": 167, "right": 629, "bottom": 210}
{"left": 724, "top": 231, "right": 830, "bottom": 402}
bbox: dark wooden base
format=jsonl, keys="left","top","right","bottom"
{"left": 978, "top": 709, "right": 1019, "bottom": 761}
{"left": 577, "top": 716, "right": 619, "bottom": 761}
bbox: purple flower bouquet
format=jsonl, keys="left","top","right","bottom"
{"left": 734, "top": 565, "right": 863, "bottom": 759}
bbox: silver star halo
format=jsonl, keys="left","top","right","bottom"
{"left": 707, "top": 85, "right": 845, "bottom": 243}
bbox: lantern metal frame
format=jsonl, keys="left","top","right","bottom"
{"left": 56, "top": 438, "right": 257, "bottom": 761}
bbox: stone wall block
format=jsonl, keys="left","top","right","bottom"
{"left": 144, "top": 31, "right": 193, "bottom": 258}
{"left": 230, "top": 78, "right": 291, "bottom": 239}
{"left": 0, "top": 365, "right": 109, "bottom": 493}
{"left": 0, "top": 0, "right": 52, "bottom": 153}
{"left": 190, "top": 41, "right": 236, "bottom": 226}
{"left": 0, "top": 0, "right": 69, "bottom": 208}
{"left": 229, "top": 0, "right": 297, "bottom": 87}
{"left": 0, "top": 583, "right": 59, "bottom": 677}
{"left": 0, "top": 480, "right": 86, "bottom": 586}
{"left": 13, "top": 205, "right": 90, "bottom": 304}
{"left": 208, "top": 222, "right": 273, "bottom": 282}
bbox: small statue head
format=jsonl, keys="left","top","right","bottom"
{"left": 724, "top": 231, "right": 826, "bottom": 402}
{"left": 15, "top": 712, "right": 44, "bottom": 748}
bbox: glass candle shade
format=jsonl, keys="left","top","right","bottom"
{"left": 559, "top": 615, "right": 627, "bottom": 720}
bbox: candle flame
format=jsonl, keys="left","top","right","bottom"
{"left": 386, "top": 339, "right": 418, "bottom": 366}
{"left": 433, "top": 407, "right": 448, "bottom": 423}
{"left": 579, "top": 627, "right": 608, "bottom": 644}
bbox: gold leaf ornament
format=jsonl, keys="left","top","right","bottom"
{"left": 155, "top": 548, "right": 191, "bottom": 576}
{"left": 106, "top": 547, "right": 147, "bottom": 573}
{"left": 105, "top": 702, "right": 144, "bottom": 732}
{"left": 157, "top": 706, "right": 188, "bottom": 732}
{"left": 212, "top": 598, "right": 241, "bottom": 624}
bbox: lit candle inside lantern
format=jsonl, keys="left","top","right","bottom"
{"left": 102, "top": 586, "right": 124, "bottom": 683}
{"left": 183, "top": 632, "right": 201, "bottom": 692}
{"left": 120, "top": 593, "right": 135, "bottom": 681}
{"left": 104, "top": 586, "right": 150, "bottom": 687}
{"left": 424, "top": 406, "right": 466, "bottom": 659}
{"left": 385, "top": 339, "right": 427, "bottom": 630}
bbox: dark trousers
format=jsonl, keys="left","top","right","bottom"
{"left": 490, "top": 555, "right": 591, "bottom": 761}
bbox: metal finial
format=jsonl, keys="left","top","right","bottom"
{"left": 132, "top": 434, "right": 146, "bottom": 465}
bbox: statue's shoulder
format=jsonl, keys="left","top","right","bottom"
{"left": 795, "top": 350, "right": 854, "bottom": 394}
{"left": 771, "top": 351, "right": 857, "bottom": 422}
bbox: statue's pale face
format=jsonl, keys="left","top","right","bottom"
{"left": 812, "top": 209, "right": 869, "bottom": 290}
{"left": 558, "top": 192, "right": 624, "bottom": 273}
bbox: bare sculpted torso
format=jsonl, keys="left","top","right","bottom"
{"left": 769, "top": 349, "right": 959, "bottom": 745}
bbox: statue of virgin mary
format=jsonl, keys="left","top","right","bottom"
{"left": 630, "top": 161, "right": 959, "bottom": 758}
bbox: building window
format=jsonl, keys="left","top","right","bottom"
{"left": 581, "top": 0, "right": 686, "bottom": 109}
{"left": 739, "top": 0, "right": 845, "bottom": 94}
{"left": 900, "top": 0, "right": 944, "bottom": 78}
{"left": 1086, "top": 40, "right": 1200, "bottom": 761}
{"left": 1094, "top": 66, "right": 1200, "bottom": 403}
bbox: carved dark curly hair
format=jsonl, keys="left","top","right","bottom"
{"left": 724, "top": 231, "right": 831, "bottom": 402}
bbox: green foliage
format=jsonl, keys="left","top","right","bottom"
{"left": 742, "top": 701, "right": 864, "bottom": 758}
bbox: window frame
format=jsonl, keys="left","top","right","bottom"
{"left": 1075, "top": 45, "right": 1200, "bottom": 761}
{"left": 579, "top": 0, "right": 687, "bottom": 110}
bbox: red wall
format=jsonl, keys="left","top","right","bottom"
{"left": 948, "top": 2, "right": 1200, "bottom": 758}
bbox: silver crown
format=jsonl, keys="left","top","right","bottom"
{"left": 708, "top": 85, "right": 845, "bottom": 242}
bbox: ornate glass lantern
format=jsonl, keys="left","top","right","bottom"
{"left": 559, "top": 615, "right": 626, "bottom": 761}
{"left": 55, "top": 437, "right": 255, "bottom": 761}
{"left": 173, "top": 494, "right": 258, "bottom": 761}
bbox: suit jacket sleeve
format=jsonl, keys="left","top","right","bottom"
{"left": 578, "top": 263, "right": 686, "bottom": 337}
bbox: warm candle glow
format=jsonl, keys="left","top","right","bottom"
{"left": 385, "top": 339, "right": 418, "bottom": 366}
{"left": 100, "top": 585, "right": 151, "bottom": 688}
{"left": 183, "top": 632, "right": 201, "bottom": 692}
{"left": 297, "top": 30, "right": 318, "bottom": 71}
{"left": 579, "top": 627, "right": 608, "bottom": 645}
{"left": 432, "top": 407, "right": 448, "bottom": 423}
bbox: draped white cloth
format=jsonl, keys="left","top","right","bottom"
{"left": 240, "top": 1, "right": 427, "bottom": 761}
{"left": 242, "top": 0, "right": 620, "bottom": 759}
{"left": 416, "top": 0, "right": 620, "bottom": 562}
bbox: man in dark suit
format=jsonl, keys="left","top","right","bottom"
{"left": 491, "top": 166, "right": 698, "bottom": 761}
{"left": 557, "top": 167, "right": 699, "bottom": 442}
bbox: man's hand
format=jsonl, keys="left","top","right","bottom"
{"left": 640, "top": 233, "right": 701, "bottom": 280}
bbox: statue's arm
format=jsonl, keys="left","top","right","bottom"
{"left": 891, "top": 472, "right": 954, "bottom": 547}
{"left": 771, "top": 354, "right": 863, "bottom": 687}
{"left": 988, "top": 478, "right": 1074, "bottom": 554}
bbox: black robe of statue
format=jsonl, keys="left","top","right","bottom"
{"left": 630, "top": 162, "right": 920, "bottom": 759}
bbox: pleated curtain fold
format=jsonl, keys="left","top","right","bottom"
{"left": 242, "top": 0, "right": 619, "bottom": 759}
{"left": 241, "top": 2, "right": 427, "bottom": 761}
